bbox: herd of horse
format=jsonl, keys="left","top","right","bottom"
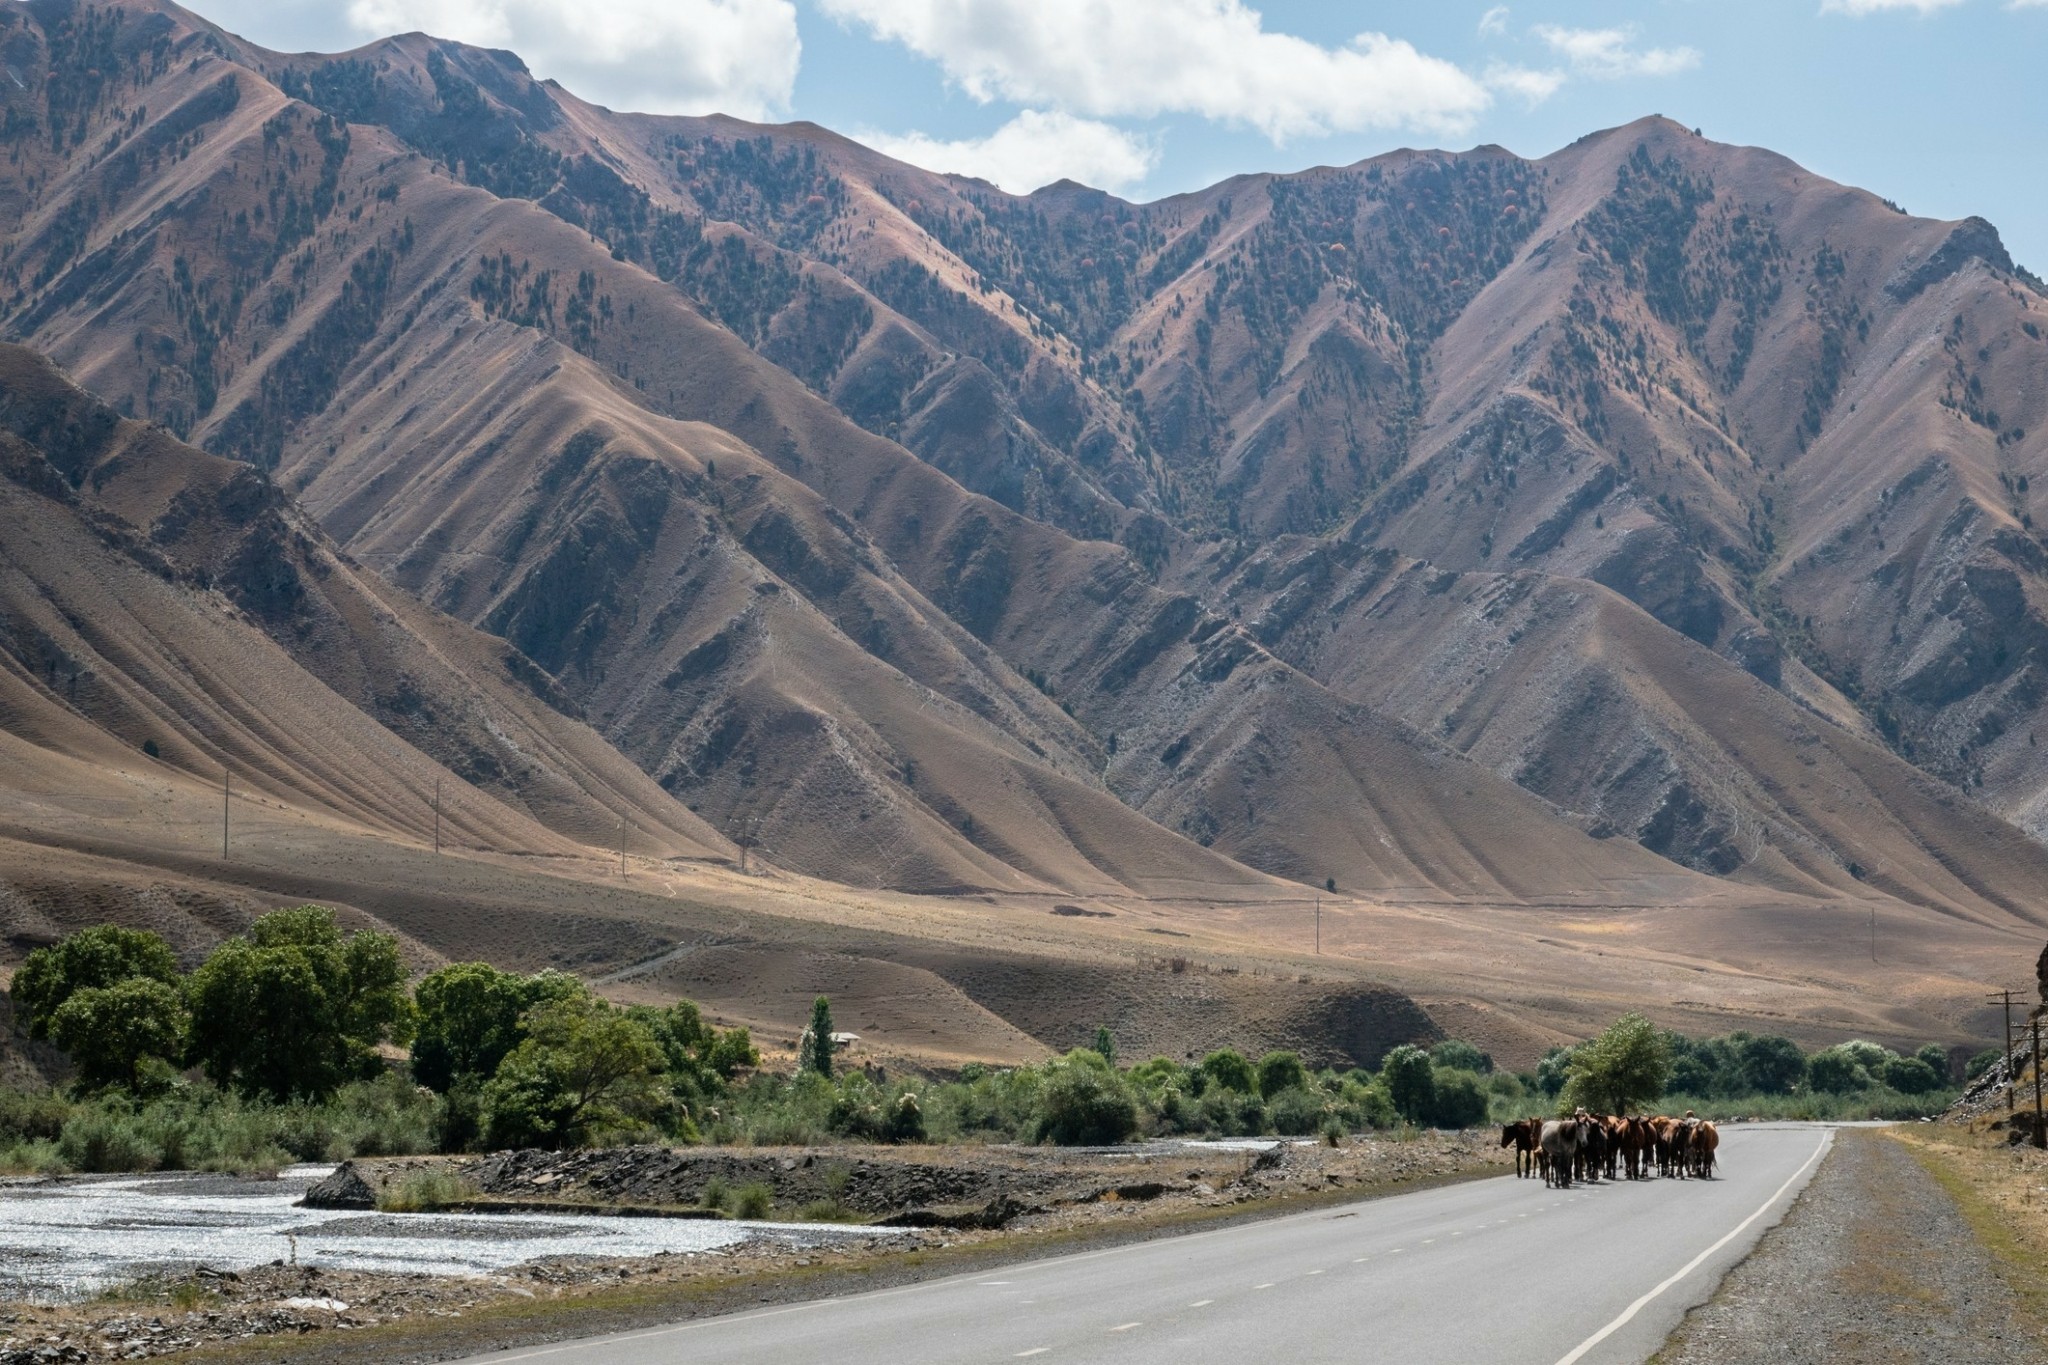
{"left": 1498, "top": 1110, "right": 1720, "bottom": 1188}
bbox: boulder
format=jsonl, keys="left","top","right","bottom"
{"left": 299, "top": 1161, "right": 377, "bottom": 1210}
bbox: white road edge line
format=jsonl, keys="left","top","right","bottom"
{"left": 1550, "top": 1130, "right": 1831, "bottom": 1365}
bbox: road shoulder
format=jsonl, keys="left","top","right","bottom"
{"left": 1653, "top": 1127, "right": 2046, "bottom": 1363}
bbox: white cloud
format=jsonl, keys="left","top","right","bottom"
{"left": 1533, "top": 24, "right": 1701, "bottom": 79}
{"left": 859, "top": 109, "right": 1159, "bottom": 194}
{"left": 1819, "top": 0, "right": 1965, "bottom": 13}
{"left": 1484, "top": 63, "right": 1564, "bottom": 105}
{"left": 1477, "top": 6, "right": 1511, "bottom": 38}
{"left": 819, "top": 0, "right": 1492, "bottom": 142}
{"left": 344, "top": 0, "right": 800, "bottom": 119}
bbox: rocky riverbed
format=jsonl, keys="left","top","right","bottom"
{"left": 0, "top": 1131, "right": 1506, "bottom": 1362}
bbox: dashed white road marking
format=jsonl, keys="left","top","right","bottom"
{"left": 1254, "top": 1282, "right": 1275, "bottom": 1290}
{"left": 1307, "top": 1269, "right": 1324, "bottom": 1276}
{"left": 1189, "top": 1300, "right": 1214, "bottom": 1308}
{"left": 1108, "top": 1322, "right": 1142, "bottom": 1333}
{"left": 1015, "top": 1350, "right": 1049, "bottom": 1358}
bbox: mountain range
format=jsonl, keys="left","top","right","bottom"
{"left": 2, "top": 0, "right": 2044, "bottom": 1065}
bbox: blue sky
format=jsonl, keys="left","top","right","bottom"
{"left": 193, "top": 1, "right": 2048, "bottom": 270}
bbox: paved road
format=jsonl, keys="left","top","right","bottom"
{"left": 459, "top": 1124, "right": 1835, "bottom": 1365}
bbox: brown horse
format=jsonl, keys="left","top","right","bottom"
{"left": 1691, "top": 1121, "right": 1720, "bottom": 1178}
{"left": 1500, "top": 1119, "right": 1541, "bottom": 1178}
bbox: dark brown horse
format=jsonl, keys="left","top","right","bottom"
{"left": 1500, "top": 1119, "right": 1540, "bottom": 1178}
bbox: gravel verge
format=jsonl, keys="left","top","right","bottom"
{"left": 1656, "top": 1128, "right": 2045, "bottom": 1363}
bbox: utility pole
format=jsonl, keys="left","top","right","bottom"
{"left": 1315, "top": 895, "right": 1320, "bottom": 955}
{"left": 221, "top": 767, "right": 230, "bottom": 859}
{"left": 433, "top": 777, "right": 442, "bottom": 855}
{"left": 2006, "top": 990, "right": 2018, "bottom": 1116}
{"left": 1869, "top": 905, "right": 1877, "bottom": 963}
{"left": 2034, "top": 1016, "right": 2045, "bottom": 1149}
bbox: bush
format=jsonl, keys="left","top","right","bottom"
{"left": 1966, "top": 1048, "right": 2002, "bottom": 1082}
{"left": 1255, "top": 1051, "right": 1308, "bottom": 1098}
{"left": 58, "top": 1107, "right": 160, "bottom": 1173}
{"left": 1430, "top": 1040, "right": 1492, "bottom": 1075}
{"left": 1428, "top": 1069, "right": 1490, "bottom": 1129}
{"left": 1036, "top": 1050, "right": 1137, "bottom": 1145}
{"left": 1267, "top": 1087, "right": 1328, "bottom": 1136}
{"left": 1807, "top": 1048, "right": 1866, "bottom": 1094}
{"left": 481, "top": 996, "right": 668, "bottom": 1149}
{"left": 376, "top": 1167, "right": 474, "bottom": 1212}
{"left": 1882, "top": 1056, "right": 1942, "bottom": 1095}
{"left": 1381, "top": 1045, "right": 1436, "bottom": 1124}
{"left": 735, "top": 1181, "right": 774, "bottom": 1219}
{"left": 1199, "top": 1049, "right": 1256, "bottom": 1095}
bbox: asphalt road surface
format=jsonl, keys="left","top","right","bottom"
{"left": 458, "top": 1124, "right": 1836, "bottom": 1365}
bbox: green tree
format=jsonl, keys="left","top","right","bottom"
{"left": 1035, "top": 1049, "right": 1137, "bottom": 1145}
{"left": 803, "top": 996, "right": 836, "bottom": 1079}
{"left": 1199, "top": 1048, "right": 1257, "bottom": 1094}
{"left": 1093, "top": 1026, "right": 1117, "bottom": 1067}
{"left": 11, "top": 926, "right": 180, "bottom": 1040}
{"left": 1255, "top": 1050, "right": 1308, "bottom": 1098}
{"left": 411, "top": 965, "right": 584, "bottom": 1092}
{"left": 1380, "top": 1044, "right": 1436, "bottom": 1124}
{"left": 1428, "top": 1069, "right": 1490, "bottom": 1128}
{"left": 481, "top": 996, "right": 669, "bottom": 1149}
{"left": 1914, "top": 1045, "right": 1952, "bottom": 1084}
{"left": 1807, "top": 1048, "right": 1865, "bottom": 1094}
{"left": 1737, "top": 1035, "right": 1807, "bottom": 1095}
{"left": 186, "top": 906, "right": 414, "bottom": 1101}
{"left": 47, "top": 977, "right": 188, "bottom": 1092}
{"left": 1561, "top": 1014, "right": 1671, "bottom": 1114}
{"left": 1429, "top": 1040, "right": 1493, "bottom": 1075}
{"left": 1882, "top": 1056, "right": 1942, "bottom": 1095}
{"left": 1534, "top": 1045, "right": 1576, "bottom": 1097}
{"left": 1966, "top": 1048, "right": 2002, "bottom": 1082}
{"left": 627, "top": 998, "right": 758, "bottom": 1102}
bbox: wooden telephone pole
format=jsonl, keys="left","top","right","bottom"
{"left": 2034, "top": 1016, "right": 2046, "bottom": 1149}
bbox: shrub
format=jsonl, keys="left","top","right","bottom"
{"left": 1808, "top": 1049, "right": 1865, "bottom": 1094}
{"left": 58, "top": 1107, "right": 161, "bottom": 1173}
{"left": 376, "top": 1167, "right": 474, "bottom": 1212}
{"left": 1430, "top": 1040, "right": 1493, "bottom": 1075}
{"left": 735, "top": 1181, "right": 774, "bottom": 1219}
{"left": 1200, "top": 1049, "right": 1257, "bottom": 1095}
{"left": 411, "top": 964, "right": 584, "bottom": 1093}
{"left": 1429, "top": 1069, "right": 1490, "bottom": 1128}
{"left": 1255, "top": 1050, "right": 1308, "bottom": 1098}
{"left": 1036, "top": 1050, "right": 1137, "bottom": 1145}
{"left": 1267, "top": 1086, "right": 1327, "bottom": 1136}
{"left": 1381, "top": 1045, "right": 1436, "bottom": 1124}
{"left": 1882, "top": 1056, "right": 1942, "bottom": 1095}
{"left": 699, "top": 1176, "right": 732, "bottom": 1212}
{"left": 1966, "top": 1048, "right": 2002, "bottom": 1082}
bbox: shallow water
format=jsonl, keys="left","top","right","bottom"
{"left": 0, "top": 1165, "right": 893, "bottom": 1300}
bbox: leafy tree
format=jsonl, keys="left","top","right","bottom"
{"left": 12, "top": 926, "right": 180, "bottom": 1040}
{"left": 1035, "top": 1049, "right": 1136, "bottom": 1145}
{"left": 1966, "top": 1048, "right": 2003, "bottom": 1082}
{"left": 628, "top": 999, "right": 758, "bottom": 1102}
{"left": 1666, "top": 1048, "right": 1717, "bottom": 1096}
{"left": 1913, "top": 1045, "right": 1952, "bottom": 1084}
{"left": 1199, "top": 1048, "right": 1257, "bottom": 1095}
{"left": 1882, "top": 1056, "right": 1942, "bottom": 1095}
{"left": 186, "top": 906, "right": 414, "bottom": 1101}
{"left": 1534, "top": 1045, "right": 1576, "bottom": 1097}
{"left": 481, "top": 995, "right": 669, "bottom": 1148}
{"left": 803, "top": 996, "right": 835, "bottom": 1078}
{"left": 1093, "top": 1026, "right": 1117, "bottom": 1067}
{"left": 1807, "top": 1048, "right": 1866, "bottom": 1094}
{"left": 47, "top": 977, "right": 188, "bottom": 1092}
{"left": 1737, "top": 1035, "right": 1808, "bottom": 1096}
{"left": 1561, "top": 1014, "right": 1671, "bottom": 1114}
{"left": 1429, "top": 1069, "right": 1490, "bottom": 1128}
{"left": 1380, "top": 1044, "right": 1436, "bottom": 1124}
{"left": 411, "top": 964, "right": 584, "bottom": 1092}
{"left": 1255, "top": 1050, "right": 1307, "bottom": 1098}
{"left": 1429, "top": 1040, "right": 1493, "bottom": 1075}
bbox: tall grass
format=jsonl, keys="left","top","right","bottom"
{"left": 0, "top": 1073, "right": 440, "bottom": 1175}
